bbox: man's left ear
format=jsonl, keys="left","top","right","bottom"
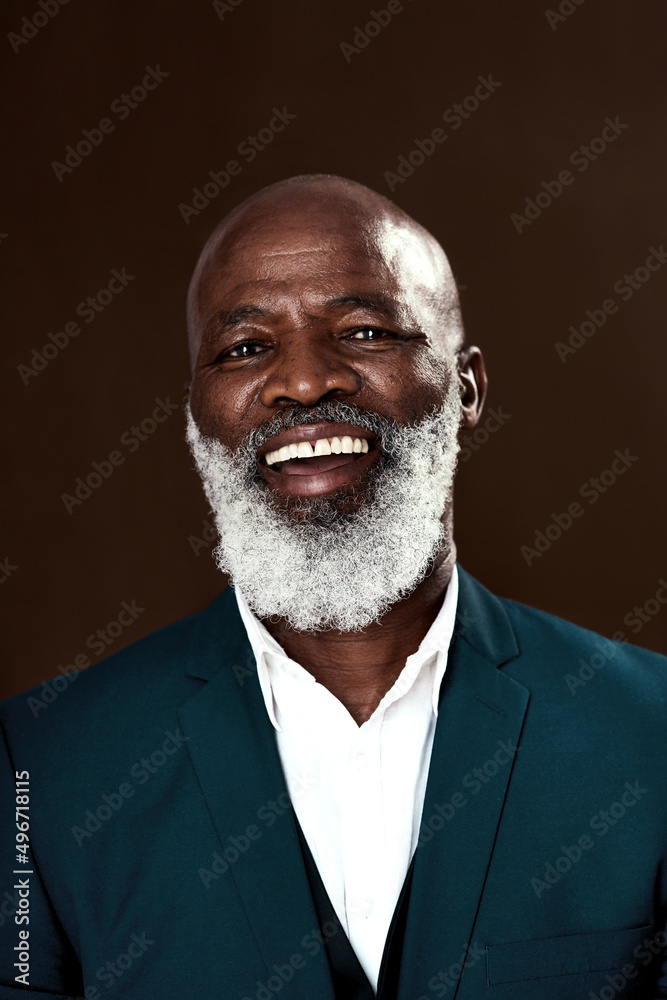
{"left": 457, "top": 346, "right": 488, "bottom": 429}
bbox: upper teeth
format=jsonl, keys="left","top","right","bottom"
{"left": 264, "top": 436, "right": 370, "bottom": 466}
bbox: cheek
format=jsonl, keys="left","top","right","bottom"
{"left": 415, "top": 347, "right": 452, "bottom": 386}
{"left": 189, "top": 373, "right": 258, "bottom": 443}
{"left": 362, "top": 354, "right": 452, "bottom": 421}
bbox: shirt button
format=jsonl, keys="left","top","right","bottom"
{"left": 361, "top": 898, "right": 374, "bottom": 917}
{"left": 352, "top": 750, "right": 368, "bottom": 771}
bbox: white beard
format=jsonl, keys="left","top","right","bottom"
{"left": 185, "top": 391, "right": 462, "bottom": 633}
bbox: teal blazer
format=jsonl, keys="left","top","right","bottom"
{"left": 1, "top": 567, "right": 666, "bottom": 999}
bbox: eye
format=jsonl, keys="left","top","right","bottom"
{"left": 224, "top": 342, "right": 265, "bottom": 358}
{"left": 349, "top": 327, "right": 393, "bottom": 341}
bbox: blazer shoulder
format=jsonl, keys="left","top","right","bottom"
{"left": 500, "top": 591, "right": 665, "bottom": 661}
{"left": 457, "top": 565, "right": 666, "bottom": 670}
{"left": 496, "top": 590, "right": 667, "bottom": 705}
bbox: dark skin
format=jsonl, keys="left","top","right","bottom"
{"left": 189, "top": 182, "right": 487, "bottom": 725}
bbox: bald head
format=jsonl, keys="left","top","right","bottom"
{"left": 186, "top": 174, "right": 464, "bottom": 367}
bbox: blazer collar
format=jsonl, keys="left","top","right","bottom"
{"left": 453, "top": 564, "right": 520, "bottom": 667}
{"left": 183, "top": 584, "right": 251, "bottom": 681}
{"left": 183, "top": 564, "right": 520, "bottom": 682}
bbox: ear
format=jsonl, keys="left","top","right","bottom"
{"left": 457, "top": 346, "right": 487, "bottom": 429}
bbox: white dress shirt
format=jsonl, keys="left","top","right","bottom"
{"left": 234, "top": 566, "right": 459, "bottom": 993}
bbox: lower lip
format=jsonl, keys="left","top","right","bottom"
{"left": 260, "top": 446, "right": 380, "bottom": 496}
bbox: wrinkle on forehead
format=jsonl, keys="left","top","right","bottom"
{"left": 262, "top": 246, "right": 338, "bottom": 256}
{"left": 187, "top": 177, "right": 464, "bottom": 363}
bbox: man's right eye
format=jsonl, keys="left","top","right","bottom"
{"left": 224, "top": 342, "right": 265, "bottom": 358}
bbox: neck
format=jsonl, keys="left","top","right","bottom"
{"left": 260, "top": 543, "right": 456, "bottom": 726}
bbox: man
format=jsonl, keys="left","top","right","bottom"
{"left": 1, "top": 175, "right": 666, "bottom": 1000}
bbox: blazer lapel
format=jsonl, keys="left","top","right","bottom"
{"left": 177, "top": 589, "right": 336, "bottom": 1000}
{"left": 396, "top": 568, "right": 531, "bottom": 1000}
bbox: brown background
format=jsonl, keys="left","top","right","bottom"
{"left": 2, "top": 0, "right": 666, "bottom": 701}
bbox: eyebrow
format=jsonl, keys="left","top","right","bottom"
{"left": 323, "top": 293, "right": 400, "bottom": 319}
{"left": 210, "top": 292, "right": 401, "bottom": 337}
{"left": 213, "top": 305, "right": 271, "bottom": 333}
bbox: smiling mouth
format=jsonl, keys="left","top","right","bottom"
{"left": 258, "top": 424, "right": 381, "bottom": 496}
{"left": 264, "top": 434, "right": 371, "bottom": 476}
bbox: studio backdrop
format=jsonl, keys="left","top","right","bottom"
{"left": 2, "top": 0, "right": 666, "bottom": 700}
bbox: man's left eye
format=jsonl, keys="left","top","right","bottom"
{"left": 349, "top": 328, "right": 391, "bottom": 341}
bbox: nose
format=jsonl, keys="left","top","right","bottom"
{"left": 258, "top": 331, "right": 362, "bottom": 408}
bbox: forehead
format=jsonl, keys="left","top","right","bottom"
{"left": 194, "top": 206, "right": 446, "bottom": 327}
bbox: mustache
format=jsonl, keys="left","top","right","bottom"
{"left": 244, "top": 400, "right": 432, "bottom": 457}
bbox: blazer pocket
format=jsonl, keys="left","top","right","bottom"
{"left": 486, "top": 923, "right": 654, "bottom": 986}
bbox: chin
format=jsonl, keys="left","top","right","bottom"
{"left": 261, "top": 463, "right": 387, "bottom": 525}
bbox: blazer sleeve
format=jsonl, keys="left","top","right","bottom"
{"left": 0, "top": 721, "right": 83, "bottom": 997}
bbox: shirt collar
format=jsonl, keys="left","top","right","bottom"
{"left": 234, "top": 564, "right": 459, "bottom": 732}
